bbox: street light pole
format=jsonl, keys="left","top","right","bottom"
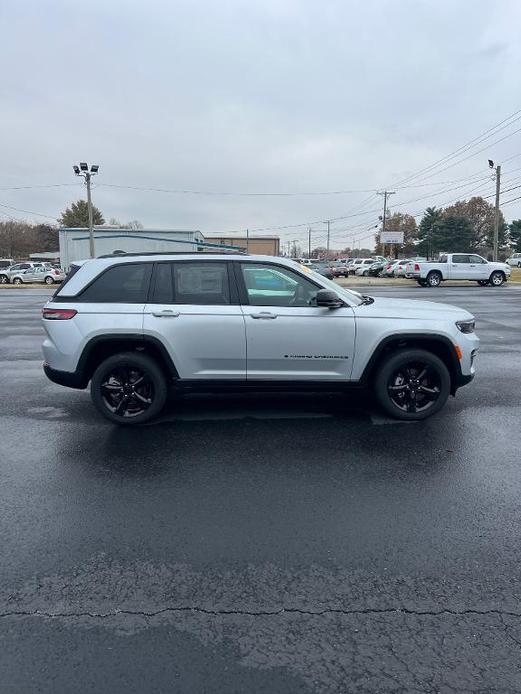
{"left": 73, "top": 162, "right": 99, "bottom": 258}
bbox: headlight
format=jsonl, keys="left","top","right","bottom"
{"left": 456, "top": 319, "right": 475, "bottom": 334}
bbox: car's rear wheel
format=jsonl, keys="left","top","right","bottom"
{"left": 91, "top": 352, "right": 167, "bottom": 425}
{"left": 13, "top": 278, "right": 22, "bottom": 285}
{"left": 374, "top": 349, "right": 451, "bottom": 420}
{"left": 0, "top": 274, "right": 8, "bottom": 284}
{"left": 426, "top": 271, "right": 442, "bottom": 287}
{"left": 489, "top": 271, "right": 505, "bottom": 286}
{"left": 44, "top": 276, "right": 54, "bottom": 284}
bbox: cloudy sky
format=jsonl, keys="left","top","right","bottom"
{"left": 1, "top": 0, "right": 521, "bottom": 249}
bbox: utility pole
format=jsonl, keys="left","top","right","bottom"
{"left": 246, "top": 228, "right": 249, "bottom": 253}
{"left": 308, "top": 227, "right": 312, "bottom": 258}
{"left": 489, "top": 160, "right": 501, "bottom": 261}
{"left": 326, "top": 220, "right": 330, "bottom": 257}
{"left": 377, "top": 190, "right": 395, "bottom": 257}
{"left": 73, "top": 162, "right": 99, "bottom": 258}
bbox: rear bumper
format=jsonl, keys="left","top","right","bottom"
{"left": 43, "top": 362, "right": 87, "bottom": 389}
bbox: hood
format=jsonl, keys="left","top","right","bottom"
{"left": 354, "top": 296, "right": 474, "bottom": 321}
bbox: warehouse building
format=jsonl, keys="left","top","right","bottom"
{"left": 204, "top": 235, "right": 280, "bottom": 256}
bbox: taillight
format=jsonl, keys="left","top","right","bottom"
{"left": 414, "top": 263, "right": 420, "bottom": 271}
{"left": 42, "top": 308, "right": 77, "bottom": 320}
{"left": 53, "top": 269, "right": 60, "bottom": 275}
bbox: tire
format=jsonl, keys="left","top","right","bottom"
{"left": 426, "top": 271, "right": 442, "bottom": 287}
{"left": 90, "top": 352, "right": 168, "bottom": 425}
{"left": 44, "top": 276, "right": 54, "bottom": 285}
{"left": 477, "top": 280, "right": 489, "bottom": 286}
{"left": 363, "top": 270, "right": 369, "bottom": 277}
{"left": 374, "top": 348, "right": 451, "bottom": 421}
{"left": 13, "top": 278, "right": 22, "bottom": 285}
{"left": 489, "top": 270, "right": 505, "bottom": 287}
{"left": 0, "top": 274, "right": 8, "bottom": 284}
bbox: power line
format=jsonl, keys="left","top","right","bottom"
{"left": 0, "top": 201, "right": 56, "bottom": 220}
{"left": 0, "top": 183, "right": 79, "bottom": 191}
{"left": 390, "top": 107, "right": 521, "bottom": 187}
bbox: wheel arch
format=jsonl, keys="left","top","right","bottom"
{"left": 78, "top": 334, "right": 179, "bottom": 386}
{"left": 360, "top": 334, "right": 461, "bottom": 395}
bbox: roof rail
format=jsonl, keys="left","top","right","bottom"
{"left": 97, "top": 250, "right": 249, "bottom": 259}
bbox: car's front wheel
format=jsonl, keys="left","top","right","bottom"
{"left": 13, "top": 278, "right": 22, "bottom": 285}
{"left": 374, "top": 349, "right": 451, "bottom": 420}
{"left": 91, "top": 352, "right": 168, "bottom": 425}
{"left": 489, "top": 271, "right": 505, "bottom": 286}
{"left": 0, "top": 274, "right": 8, "bottom": 284}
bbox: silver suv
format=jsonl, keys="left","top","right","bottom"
{"left": 42, "top": 253, "right": 479, "bottom": 425}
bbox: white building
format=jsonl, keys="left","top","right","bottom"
{"left": 58, "top": 228, "right": 206, "bottom": 269}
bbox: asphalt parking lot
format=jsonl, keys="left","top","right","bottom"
{"left": 1, "top": 284, "right": 521, "bottom": 693}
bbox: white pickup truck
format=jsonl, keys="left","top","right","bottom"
{"left": 406, "top": 253, "right": 511, "bottom": 287}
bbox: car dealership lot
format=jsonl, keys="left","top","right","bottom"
{"left": 1, "top": 286, "right": 521, "bottom": 693}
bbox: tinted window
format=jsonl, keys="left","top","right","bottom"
{"left": 241, "top": 263, "right": 319, "bottom": 307}
{"left": 469, "top": 255, "right": 486, "bottom": 264}
{"left": 80, "top": 263, "right": 151, "bottom": 302}
{"left": 174, "top": 262, "right": 230, "bottom": 305}
{"left": 452, "top": 255, "right": 470, "bottom": 264}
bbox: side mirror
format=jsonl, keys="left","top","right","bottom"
{"left": 315, "top": 289, "right": 343, "bottom": 308}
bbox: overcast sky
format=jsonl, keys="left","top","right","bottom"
{"left": 1, "top": 0, "right": 521, "bottom": 249}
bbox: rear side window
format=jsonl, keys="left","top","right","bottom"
{"left": 53, "top": 263, "right": 81, "bottom": 297}
{"left": 452, "top": 255, "right": 470, "bottom": 264}
{"left": 150, "top": 261, "right": 231, "bottom": 305}
{"left": 79, "top": 263, "right": 152, "bottom": 302}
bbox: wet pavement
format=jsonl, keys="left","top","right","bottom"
{"left": 1, "top": 285, "right": 521, "bottom": 693}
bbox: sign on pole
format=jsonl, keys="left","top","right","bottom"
{"left": 381, "top": 231, "right": 404, "bottom": 244}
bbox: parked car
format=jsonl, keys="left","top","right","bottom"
{"left": 506, "top": 252, "right": 521, "bottom": 268}
{"left": 382, "top": 260, "right": 399, "bottom": 277}
{"left": 354, "top": 259, "right": 380, "bottom": 276}
{"left": 406, "top": 253, "right": 511, "bottom": 287}
{"left": 309, "top": 262, "right": 335, "bottom": 279}
{"left": 11, "top": 266, "right": 65, "bottom": 285}
{"left": 366, "top": 261, "right": 386, "bottom": 277}
{"left": 0, "top": 258, "right": 14, "bottom": 270}
{"left": 0, "top": 262, "right": 46, "bottom": 284}
{"left": 42, "top": 252, "right": 479, "bottom": 425}
{"left": 392, "top": 259, "right": 413, "bottom": 278}
{"left": 330, "top": 260, "right": 350, "bottom": 278}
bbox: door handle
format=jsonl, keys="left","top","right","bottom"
{"left": 152, "top": 309, "right": 180, "bottom": 318}
{"left": 251, "top": 312, "right": 277, "bottom": 319}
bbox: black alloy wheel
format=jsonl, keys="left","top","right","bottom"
{"left": 375, "top": 349, "right": 450, "bottom": 420}
{"left": 387, "top": 362, "right": 442, "bottom": 414}
{"left": 101, "top": 365, "right": 154, "bottom": 418}
{"left": 91, "top": 352, "right": 167, "bottom": 425}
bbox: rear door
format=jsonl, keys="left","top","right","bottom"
{"left": 237, "top": 261, "right": 355, "bottom": 381}
{"left": 143, "top": 260, "right": 246, "bottom": 380}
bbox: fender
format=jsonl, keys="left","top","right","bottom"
{"left": 359, "top": 333, "right": 462, "bottom": 393}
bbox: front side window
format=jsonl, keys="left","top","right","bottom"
{"left": 241, "top": 263, "right": 319, "bottom": 307}
{"left": 79, "top": 263, "right": 151, "bottom": 302}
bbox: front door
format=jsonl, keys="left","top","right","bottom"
{"left": 143, "top": 260, "right": 246, "bottom": 380}
{"left": 468, "top": 254, "right": 490, "bottom": 280}
{"left": 237, "top": 262, "right": 356, "bottom": 381}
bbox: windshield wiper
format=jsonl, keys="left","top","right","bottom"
{"left": 360, "top": 295, "right": 374, "bottom": 305}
